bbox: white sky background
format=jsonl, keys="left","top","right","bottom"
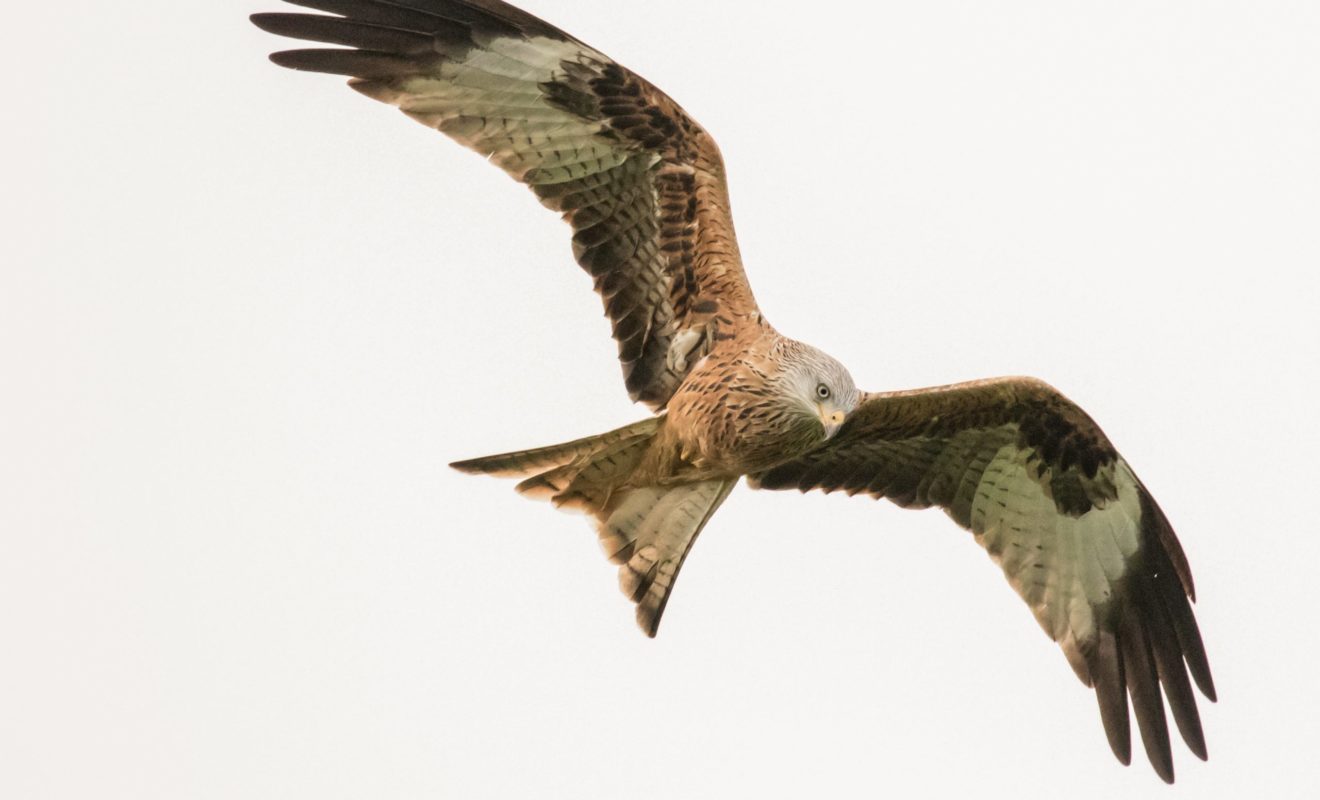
{"left": 3, "top": 0, "right": 1319, "bottom": 797}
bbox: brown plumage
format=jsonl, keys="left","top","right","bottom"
{"left": 253, "top": 0, "right": 1214, "bottom": 783}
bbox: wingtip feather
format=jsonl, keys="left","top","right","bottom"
{"left": 1093, "top": 630, "right": 1133, "bottom": 767}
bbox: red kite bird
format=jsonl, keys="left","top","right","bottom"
{"left": 252, "top": 0, "right": 1214, "bottom": 782}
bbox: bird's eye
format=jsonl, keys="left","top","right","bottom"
{"left": 816, "top": 384, "right": 831, "bottom": 400}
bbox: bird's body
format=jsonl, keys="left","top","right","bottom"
{"left": 253, "top": 0, "right": 1215, "bottom": 783}
{"left": 657, "top": 330, "right": 860, "bottom": 477}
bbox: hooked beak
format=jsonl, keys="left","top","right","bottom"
{"left": 820, "top": 407, "right": 846, "bottom": 439}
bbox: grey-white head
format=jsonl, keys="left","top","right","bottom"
{"left": 777, "top": 340, "right": 863, "bottom": 440}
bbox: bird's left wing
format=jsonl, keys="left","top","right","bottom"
{"left": 251, "top": 0, "right": 761, "bottom": 409}
{"left": 748, "top": 377, "right": 1215, "bottom": 783}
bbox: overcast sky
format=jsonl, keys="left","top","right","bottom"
{"left": 4, "top": 1, "right": 1319, "bottom": 798}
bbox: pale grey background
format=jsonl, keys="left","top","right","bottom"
{"left": 3, "top": 1, "right": 1318, "bottom": 797}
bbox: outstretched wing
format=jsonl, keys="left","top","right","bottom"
{"left": 749, "top": 377, "right": 1215, "bottom": 783}
{"left": 252, "top": 0, "right": 760, "bottom": 409}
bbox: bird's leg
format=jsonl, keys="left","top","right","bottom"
{"left": 666, "top": 327, "right": 706, "bottom": 373}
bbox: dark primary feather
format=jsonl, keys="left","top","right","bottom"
{"left": 252, "top": 0, "right": 762, "bottom": 410}
{"left": 750, "top": 377, "right": 1215, "bottom": 782}
{"left": 274, "top": 0, "right": 575, "bottom": 41}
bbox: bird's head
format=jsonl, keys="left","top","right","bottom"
{"left": 779, "top": 342, "right": 862, "bottom": 441}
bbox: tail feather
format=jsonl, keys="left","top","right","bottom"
{"left": 452, "top": 415, "right": 735, "bottom": 636}
{"left": 553, "top": 433, "right": 659, "bottom": 511}
{"left": 607, "top": 479, "right": 736, "bottom": 636}
{"left": 512, "top": 464, "right": 577, "bottom": 502}
{"left": 449, "top": 417, "right": 661, "bottom": 478}
{"left": 507, "top": 425, "right": 659, "bottom": 509}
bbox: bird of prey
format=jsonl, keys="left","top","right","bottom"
{"left": 252, "top": 0, "right": 1215, "bottom": 783}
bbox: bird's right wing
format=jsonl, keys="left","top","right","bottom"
{"left": 749, "top": 377, "right": 1215, "bottom": 783}
{"left": 251, "top": 0, "right": 762, "bottom": 409}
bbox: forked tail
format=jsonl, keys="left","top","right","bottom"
{"left": 451, "top": 417, "right": 735, "bottom": 635}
